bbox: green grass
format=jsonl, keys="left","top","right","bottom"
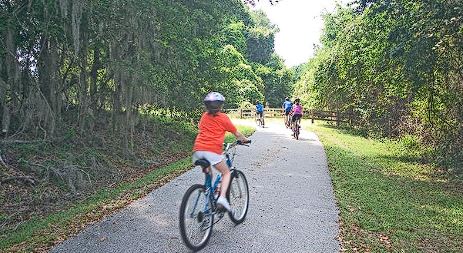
{"left": 308, "top": 123, "right": 463, "bottom": 252}
{"left": 225, "top": 125, "right": 255, "bottom": 143}
{"left": 0, "top": 124, "right": 255, "bottom": 252}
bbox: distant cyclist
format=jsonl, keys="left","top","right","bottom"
{"left": 282, "top": 97, "right": 292, "bottom": 127}
{"left": 255, "top": 100, "right": 264, "bottom": 125}
{"left": 193, "top": 92, "right": 249, "bottom": 212}
{"left": 291, "top": 98, "right": 303, "bottom": 133}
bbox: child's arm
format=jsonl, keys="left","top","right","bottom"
{"left": 233, "top": 131, "right": 249, "bottom": 143}
{"left": 223, "top": 114, "right": 249, "bottom": 143}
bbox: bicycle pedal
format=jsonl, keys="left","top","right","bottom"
{"left": 197, "top": 211, "right": 204, "bottom": 223}
{"left": 217, "top": 204, "right": 233, "bottom": 214}
{"left": 216, "top": 204, "right": 226, "bottom": 213}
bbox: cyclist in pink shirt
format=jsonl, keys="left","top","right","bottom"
{"left": 291, "top": 98, "right": 303, "bottom": 123}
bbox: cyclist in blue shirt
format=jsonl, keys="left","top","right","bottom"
{"left": 256, "top": 100, "right": 264, "bottom": 117}
{"left": 255, "top": 100, "right": 264, "bottom": 127}
{"left": 282, "top": 97, "right": 292, "bottom": 127}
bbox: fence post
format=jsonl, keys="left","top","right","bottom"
{"left": 311, "top": 109, "right": 314, "bottom": 123}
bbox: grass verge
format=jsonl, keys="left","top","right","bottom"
{"left": 1, "top": 159, "right": 192, "bottom": 252}
{"left": 1, "top": 124, "right": 254, "bottom": 252}
{"left": 308, "top": 123, "right": 463, "bottom": 252}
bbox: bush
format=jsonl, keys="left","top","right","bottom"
{"left": 239, "top": 101, "right": 253, "bottom": 109}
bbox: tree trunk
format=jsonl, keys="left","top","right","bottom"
{"left": 78, "top": 53, "right": 88, "bottom": 134}
{"left": 90, "top": 47, "right": 100, "bottom": 112}
{"left": 121, "top": 74, "right": 130, "bottom": 156}
{"left": 77, "top": 13, "right": 91, "bottom": 135}
{"left": 2, "top": 26, "right": 16, "bottom": 136}
{"left": 110, "top": 41, "right": 121, "bottom": 134}
{"left": 49, "top": 39, "right": 61, "bottom": 123}
{"left": 112, "top": 77, "right": 121, "bottom": 133}
{"left": 0, "top": 58, "right": 7, "bottom": 137}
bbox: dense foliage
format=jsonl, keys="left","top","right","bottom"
{"left": 0, "top": 0, "right": 292, "bottom": 155}
{"left": 1, "top": 1, "right": 293, "bottom": 242}
{"left": 294, "top": 0, "right": 463, "bottom": 170}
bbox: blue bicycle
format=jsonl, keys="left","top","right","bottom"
{"left": 179, "top": 140, "right": 251, "bottom": 251}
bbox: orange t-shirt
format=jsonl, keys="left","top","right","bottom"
{"left": 193, "top": 112, "right": 237, "bottom": 154}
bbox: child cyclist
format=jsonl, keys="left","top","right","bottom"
{"left": 291, "top": 98, "right": 303, "bottom": 134}
{"left": 193, "top": 92, "right": 249, "bottom": 212}
{"left": 282, "top": 97, "right": 292, "bottom": 127}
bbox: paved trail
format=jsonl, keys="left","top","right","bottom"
{"left": 52, "top": 122, "right": 340, "bottom": 253}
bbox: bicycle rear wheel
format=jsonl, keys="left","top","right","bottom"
{"left": 227, "top": 170, "right": 249, "bottom": 224}
{"left": 294, "top": 122, "right": 300, "bottom": 140}
{"left": 179, "top": 184, "right": 213, "bottom": 251}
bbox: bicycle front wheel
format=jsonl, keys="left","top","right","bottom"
{"left": 227, "top": 170, "right": 249, "bottom": 224}
{"left": 179, "top": 184, "right": 213, "bottom": 251}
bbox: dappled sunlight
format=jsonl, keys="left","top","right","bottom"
{"left": 232, "top": 117, "right": 321, "bottom": 143}
{"left": 419, "top": 203, "right": 463, "bottom": 223}
{"left": 309, "top": 123, "right": 440, "bottom": 182}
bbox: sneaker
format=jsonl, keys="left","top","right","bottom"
{"left": 216, "top": 196, "right": 232, "bottom": 212}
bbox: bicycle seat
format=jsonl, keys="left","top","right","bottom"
{"left": 194, "top": 159, "right": 210, "bottom": 169}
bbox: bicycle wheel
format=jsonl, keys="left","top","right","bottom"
{"left": 227, "top": 170, "right": 249, "bottom": 224}
{"left": 295, "top": 122, "right": 300, "bottom": 140}
{"left": 179, "top": 184, "right": 214, "bottom": 251}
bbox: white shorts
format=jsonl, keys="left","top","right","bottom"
{"left": 192, "top": 151, "right": 224, "bottom": 166}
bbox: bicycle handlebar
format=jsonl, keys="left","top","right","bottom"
{"left": 236, "top": 140, "right": 252, "bottom": 145}
{"left": 224, "top": 140, "right": 251, "bottom": 151}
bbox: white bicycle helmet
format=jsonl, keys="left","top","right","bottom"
{"left": 204, "top": 92, "right": 225, "bottom": 114}
{"left": 204, "top": 92, "right": 225, "bottom": 102}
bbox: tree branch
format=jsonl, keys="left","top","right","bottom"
{"left": 0, "top": 176, "right": 36, "bottom": 186}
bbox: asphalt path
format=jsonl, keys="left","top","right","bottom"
{"left": 51, "top": 121, "right": 340, "bottom": 253}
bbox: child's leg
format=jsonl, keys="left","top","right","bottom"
{"left": 214, "top": 160, "right": 231, "bottom": 198}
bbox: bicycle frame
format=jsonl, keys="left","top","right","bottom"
{"left": 284, "top": 113, "right": 291, "bottom": 127}
{"left": 292, "top": 117, "right": 301, "bottom": 139}
{"left": 294, "top": 118, "right": 301, "bottom": 128}
{"left": 199, "top": 143, "right": 237, "bottom": 217}
{"left": 256, "top": 112, "right": 264, "bottom": 126}
{"left": 180, "top": 141, "right": 249, "bottom": 250}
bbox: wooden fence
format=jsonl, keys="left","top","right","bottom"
{"left": 225, "top": 108, "right": 351, "bottom": 126}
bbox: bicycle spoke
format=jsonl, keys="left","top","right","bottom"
{"left": 228, "top": 171, "right": 249, "bottom": 224}
{"left": 180, "top": 185, "right": 213, "bottom": 250}
{"left": 186, "top": 198, "right": 203, "bottom": 240}
{"left": 188, "top": 191, "right": 201, "bottom": 218}
{"left": 186, "top": 217, "right": 199, "bottom": 240}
